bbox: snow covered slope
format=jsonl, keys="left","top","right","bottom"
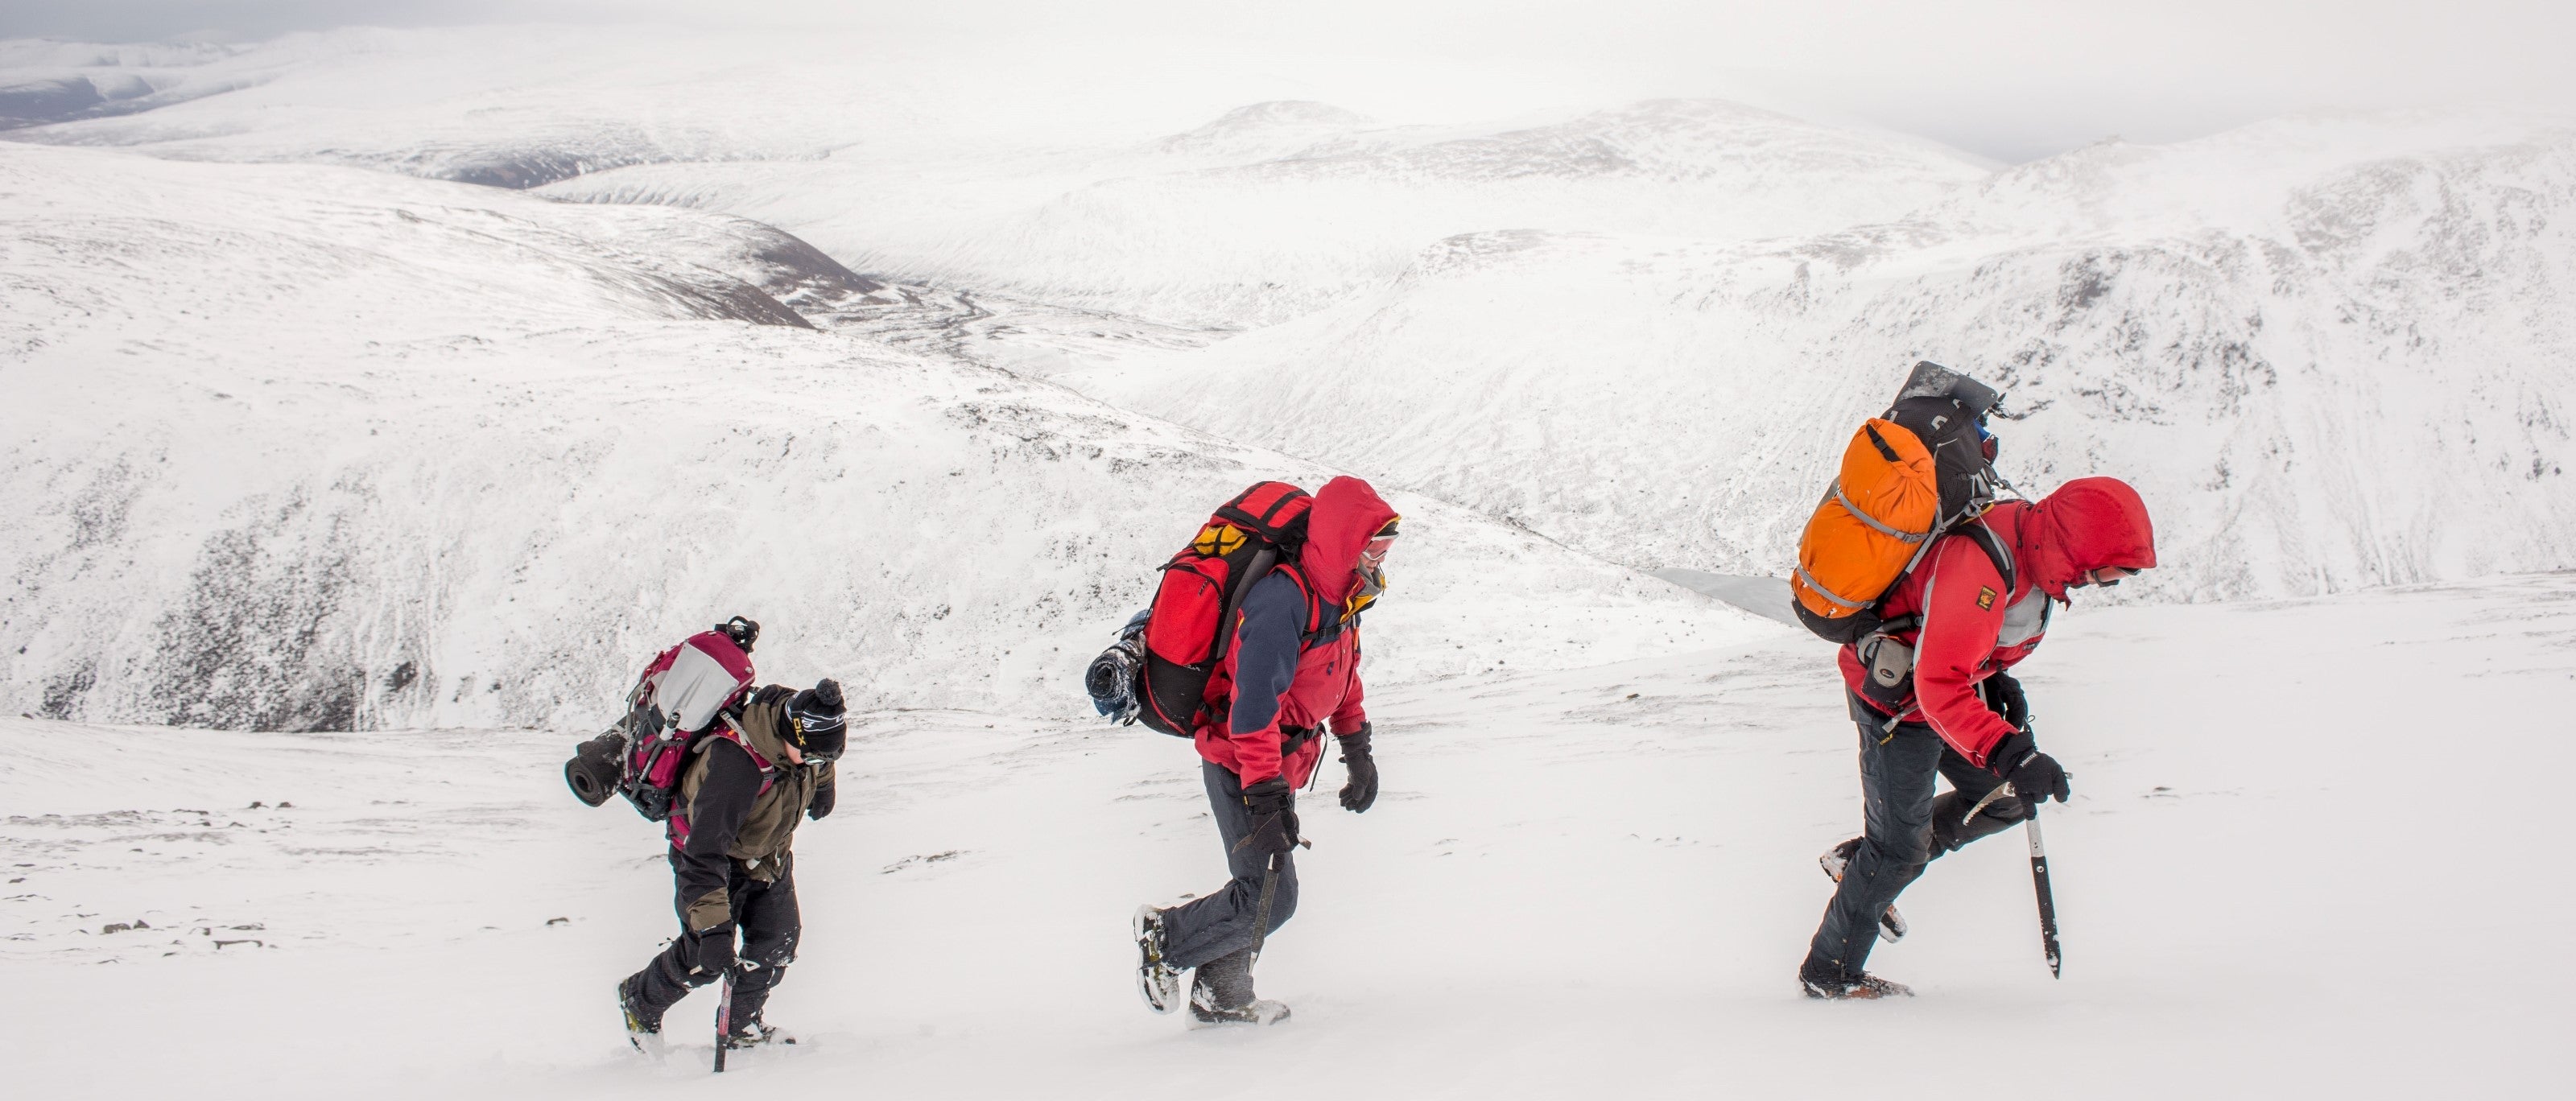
{"left": 0, "top": 142, "right": 1755, "bottom": 732}
{"left": 546, "top": 97, "right": 1988, "bottom": 327}
{"left": 6, "top": 575, "right": 2566, "bottom": 1097}
{"left": 1, "top": 28, "right": 1991, "bottom": 328}
{"left": 1068, "top": 111, "right": 2576, "bottom": 600}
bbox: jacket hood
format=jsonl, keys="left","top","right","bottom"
{"left": 1299, "top": 476, "right": 1398, "bottom": 607}
{"left": 2014, "top": 476, "right": 2157, "bottom": 600}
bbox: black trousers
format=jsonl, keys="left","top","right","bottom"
{"left": 1806, "top": 698, "right": 2028, "bottom": 976}
{"left": 629, "top": 852, "right": 801, "bottom": 1026}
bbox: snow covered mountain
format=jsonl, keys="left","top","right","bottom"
{"left": 9, "top": 24, "right": 2576, "bottom": 713}
{"left": 543, "top": 97, "right": 1989, "bottom": 328}
{"left": 1067, "top": 111, "right": 2576, "bottom": 600}
{"left": 0, "top": 141, "right": 1756, "bottom": 732}
{"left": 0, "top": 29, "right": 1992, "bottom": 328}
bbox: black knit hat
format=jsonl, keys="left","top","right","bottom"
{"left": 789, "top": 678, "right": 847, "bottom": 761}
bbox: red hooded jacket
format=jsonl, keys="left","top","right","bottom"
{"left": 1195, "top": 476, "right": 1397, "bottom": 788}
{"left": 1837, "top": 477, "right": 2157, "bottom": 766}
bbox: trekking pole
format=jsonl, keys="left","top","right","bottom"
{"left": 1959, "top": 781, "right": 2062, "bottom": 978}
{"left": 712, "top": 970, "right": 734, "bottom": 1074}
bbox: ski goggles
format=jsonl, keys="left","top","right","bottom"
{"left": 1345, "top": 524, "right": 1400, "bottom": 616}
{"left": 2072, "top": 565, "right": 2142, "bottom": 589}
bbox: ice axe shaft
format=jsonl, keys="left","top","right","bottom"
{"left": 1248, "top": 850, "right": 1282, "bottom": 963}
{"left": 1960, "top": 780, "right": 2062, "bottom": 977}
{"left": 712, "top": 970, "right": 734, "bottom": 1074}
{"left": 2027, "top": 810, "right": 2062, "bottom": 978}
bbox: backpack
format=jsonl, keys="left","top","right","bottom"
{"left": 609, "top": 629, "right": 758, "bottom": 820}
{"left": 1092, "top": 481, "right": 1316, "bottom": 737}
{"left": 1793, "top": 361, "right": 2012, "bottom": 645}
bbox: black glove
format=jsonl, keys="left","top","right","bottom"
{"left": 1337, "top": 724, "right": 1379, "bottom": 813}
{"left": 1986, "top": 730, "right": 2070, "bottom": 806}
{"left": 807, "top": 777, "right": 836, "bottom": 821}
{"left": 684, "top": 926, "right": 737, "bottom": 979}
{"left": 1981, "top": 670, "right": 2029, "bottom": 732}
{"left": 1235, "top": 777, "right": 1300, "bottom": 856}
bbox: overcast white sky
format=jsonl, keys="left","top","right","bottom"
{"left": 6, "top": 0, "right": 2571, "bottom": 161}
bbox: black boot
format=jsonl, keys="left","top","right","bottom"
{"left": 1187, "top": 947, "right": 1290, "bottom": 1027}
{"left": 617, "top": 973, "right": 666, "bottom": 1054}
{"left": 1798, "top": 955, "right": 1913, "bottom": 1000}
{"left": 722, "top": 1016, "right": 796, "bottom": 1049}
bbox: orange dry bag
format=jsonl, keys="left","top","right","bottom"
{"left": 1792, "top": 419, "right": 1938, "bottom": 626}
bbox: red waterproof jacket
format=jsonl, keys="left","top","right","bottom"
{"left": 1195, "top": 476, "right": 1396, "bottom": 788}
{"left": 1838, "top": 477, "right": 2157, "bottom": 766}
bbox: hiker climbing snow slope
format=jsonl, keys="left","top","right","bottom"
{"left": 1122, "top": 476, "right": 1399, "bottom": 1027}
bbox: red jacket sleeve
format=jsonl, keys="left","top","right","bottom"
{"left": 1327, "top": 629, "right": 1366, "bottom": 733}
{"left": 1911, "top": 538, "right": 2017, "bottom": 767}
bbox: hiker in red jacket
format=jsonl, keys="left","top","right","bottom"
{"left": 1133, "top": 476, "right": 1399, "bottom": 1027}
{"left": 1802, "top": 477, "right": 2157, "bottom": 999}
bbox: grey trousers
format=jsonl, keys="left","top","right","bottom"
{"left": 1159, "top": 761, "right": 1298, "bottom": 972}
{"left": 1806, "top": 698, "right": 2028, "bottom": 976}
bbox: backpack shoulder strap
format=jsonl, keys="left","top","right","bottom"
{"left": 700, "top": 717, "right": 778, "bottom": 790}
{"left": 1959, "top": 517, "right": 2017, "bottom": 595}
{"left": 1869, "top": 518, "right": 2016, "bottom": 637}
{"left": 1275, "top": 563, "right": 1349, "bottom": 647}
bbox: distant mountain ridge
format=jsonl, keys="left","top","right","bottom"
{"left": 1067, "top": 111, "right": 2576, "bottom": 600}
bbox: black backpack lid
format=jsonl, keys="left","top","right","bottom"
{"left": 1890, "top": 361, "right": 2002, "bottom": 419}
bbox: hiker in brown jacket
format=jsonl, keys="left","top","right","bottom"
{"left": 617, "top": 678, "right": 845, "bottom": 1051}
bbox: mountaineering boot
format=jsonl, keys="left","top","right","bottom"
{"left": 1189, "top": 989, "right": 1291, "bottom": 1026}
{"left": 1799, "top": 957, "right": 1913, "bottom": 1000}
{"left": 1185, "top": 946, "right": 1290, "bottom": 1028}
{"left": 1819, "top": 836, "right": 1909, "bottom": 944}
{"left": 617, "top": 974, "right": 665, "bottom": 1056}
{"left": 1133, "top": 905, "right": 1183, "bottom": 1014}
{"left": 722, "top": 1017, "right": 796, "bottom": 1049}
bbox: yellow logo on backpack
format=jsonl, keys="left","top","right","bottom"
{"left": 1792, "top": 419, "right": 1940, "bottom": 620}
{"left": 1191, "top": 523, "right": 1249, "bottom": 557}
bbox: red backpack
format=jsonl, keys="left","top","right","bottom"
{"left": 1133, "top": 481, "right": 1315, "bottom": 736}
{"left": 613, "top": 629, "right": 757, "bottom": 820}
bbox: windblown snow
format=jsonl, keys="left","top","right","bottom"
{"left": 18, "top": 28, "right": 2571, "bottom": 601}
{"left": 6, "top": 577, "right": 2569, "bottom": 1097}
{"left": 2, "top": 23, "right": 2573, "bottom": 1101}
{"left": 1067, "top": 111, "right": 2576, "bottom": 601}
{"left": 0, "top": 142, "right": 1752, "bottom": 732}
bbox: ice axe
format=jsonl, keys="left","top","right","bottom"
{"left": 1248, "top": 851, "right": 1282, "bottom": 964}
{"left": 1244, "top": 835, "right": 1311, "bottom": 965}
{"left": 712, "top": 970, "right": 734, "bottom": 1074}
{"left": 1962, "top": 781, "right": 2062, "bottom": 978}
